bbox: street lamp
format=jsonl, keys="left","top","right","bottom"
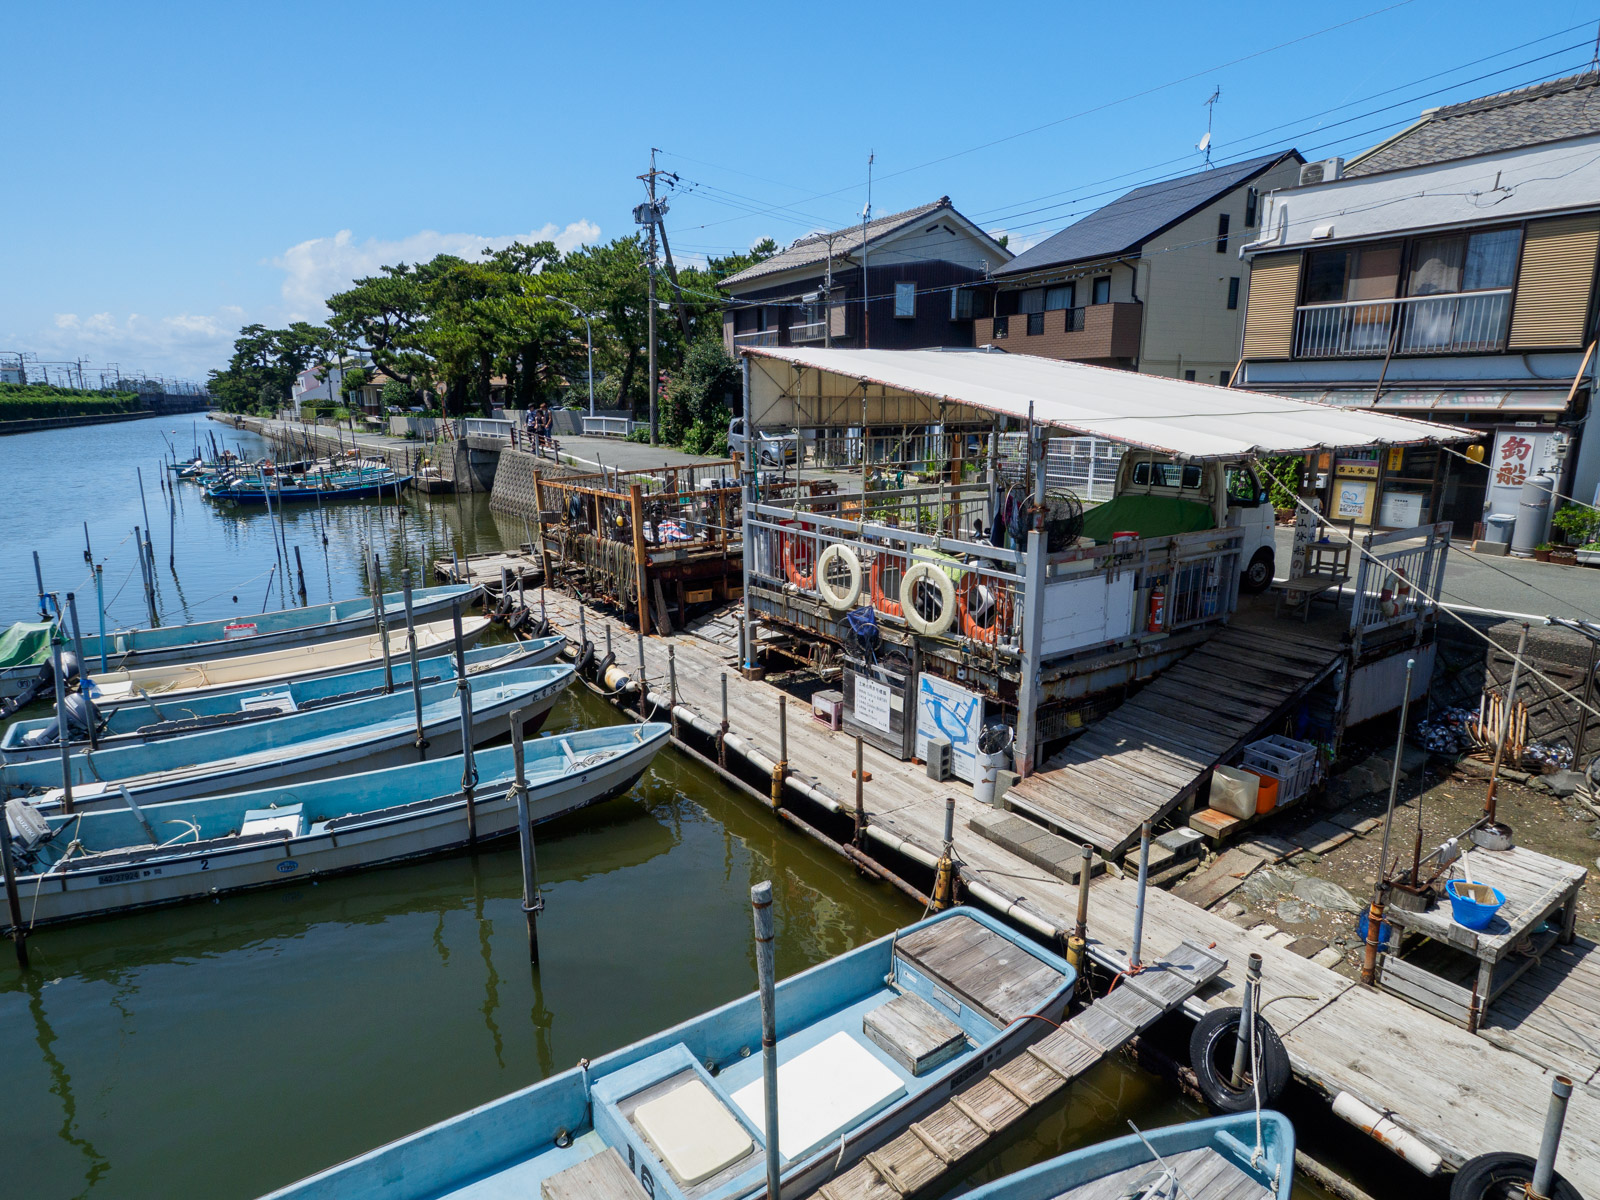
{"left": 543, "top": 295, "right": 597, "bottom": 418}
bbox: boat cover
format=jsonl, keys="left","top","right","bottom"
{"left": 1079, "top": 494, "right": 1215, "bottom": 543}
{"left": 0, "top": 622, "right": 55, "bottom": 670}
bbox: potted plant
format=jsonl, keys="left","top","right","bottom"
{"left": 1551, "top": 544, "right": 1578, "bottom": 566}
{"left": 1533, "top": 542, "right": 1553, "bottom": 562}
{"left": 1579, "top": 541, "right": 1600, "bottom": 567}
{"left": 1551, "top": 503, "right": 1599, "bottom": 546}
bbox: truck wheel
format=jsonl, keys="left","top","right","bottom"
{"left": 1241, "top": 549, "right": 1274, "bottom": 594}
{"left": 1450, "top": 1153, "right": 1581, "bottom": 1200}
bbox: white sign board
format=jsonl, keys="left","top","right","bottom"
{"left": 852, "top": 674, "right": 894, "bottom": 734}
{"left": 1484, "top": 427, "right": 1560, "bottom": 518}
{"left": 915, "top": 674, "right": 984, "bottom": 784}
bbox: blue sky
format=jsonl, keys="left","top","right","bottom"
{"left": 5, "top": 0, "right": 1599, "bottom": 383}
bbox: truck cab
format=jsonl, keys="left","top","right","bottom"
{"left": 1112, "top": 453, "right": 1277, "bottom": 592}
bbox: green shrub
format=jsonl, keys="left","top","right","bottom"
{"left": 624, "top": 425, "right": 651, "bottom": 444}
{"left": 0, "top": 384, "right": 141, "bottom": 421}
{"left": 1259, "top": 454, "right": 1304, "bottom": 511}
{"left": 1551, "top": 503, "right": 1599, "bottom": 546}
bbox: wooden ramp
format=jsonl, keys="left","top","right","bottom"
{"left": 1005, "top": 625, "right": 1343, "bottom": 857}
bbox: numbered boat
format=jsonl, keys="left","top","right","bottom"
{"left": 3, "top": 722, "right": 670, "bottom": 930}
{"left": 1, "top": 636, "right": 565, "bottom": 762}
{"left": 960, "top": 1112, "right": 1295, "bottom": 1200}
{"left": 1, "top": 665, "right": 574, "bottom": 811}
{"left": 258, "top": 906, "right": 1074, "bottom": 1200}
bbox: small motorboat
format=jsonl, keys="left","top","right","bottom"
{"left": 3, "top": 722, "right": 671, "bottom": 930}
{"left": 1, "top": 665, "right": 574, "bottom": 810}
{"left": 258, "top": 906, "right": 1075, "bottom": 1199}
{"left": 1, "top": 637, "right": 565, "bottom": 762}
{"left": 960, "top": 1112, "right": 1296, "bottom": 1200}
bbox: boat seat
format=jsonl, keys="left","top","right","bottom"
{"left": 731, "top": 1030, "right": 905, "bottom": 1162}
{"left": 239, "top": 804, "right": 304, "bottom": 838}
{"left": 863, "top": 992, "right": 967, "bottom": 1075}
{"left": 540, "top": 1146, "right": 648, "bottom": 1200}
{"left": 630, "top": 1075, "right": 753, "bottom": 1187}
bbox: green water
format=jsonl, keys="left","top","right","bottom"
{"left": 1, "top": 417, "right": 1339, "bottom": 1200}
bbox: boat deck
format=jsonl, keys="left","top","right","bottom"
{"left": 1005, "top": 625, "right": 1344, "bottom": 857}
{"left": 1060, "top": 1145, "right": 1270, "bottom": 1200}
{"left": 533, "top": 591, "right": 1600, "bottom": 1194}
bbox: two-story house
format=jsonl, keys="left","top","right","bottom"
{"left": 719, "top": 197, "right": 1012, "bottom": 354}
{"left": 972, "top": 152, "right": 1304, "bottom": 382}
{"left": 1237, "top": 71, "right": 1600, "bottom": 532}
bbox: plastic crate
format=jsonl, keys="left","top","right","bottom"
{"left": 1241, "top": 734, "right": 1319, "bottom": 803}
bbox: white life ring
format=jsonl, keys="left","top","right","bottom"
{"left": 900, "top": 561, "right": 956, "bottom": 636}
{"left": 815, "top": 544, "right": 862, "bottom": 611}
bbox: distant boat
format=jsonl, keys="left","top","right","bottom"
{"left": 1, "top": 636, "right": 565, "bottom": 762}
{"left": 258, "top": 907, "right": 1075, "bottom": 1200}
{"left": 0, "top": 620, "right": 56, "bottom": 703}
{"left": 87, "top": 614, "right": 493, "bottom": 704}
{"left": 960, "top": 1112, "right": 1296, "bottom": 1200}
{"left": 72, "top": 584, "right": 480, "bottom": 670}
{"left": 1, "top": 665, "right": 574, "bottom": 810}
{"left": 205, "top": 473, "right": 412, "bottom": 504}
{"left": 3, "top": 722, "right": 671, "bottom": 930}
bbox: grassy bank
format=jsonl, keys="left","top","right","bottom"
{"left": 0, "top": 382, "right": 142, "bottom": 421}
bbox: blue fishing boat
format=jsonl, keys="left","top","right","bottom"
{"left": 259, "top": 906, "right": 1075, "bottom": 1200}
{"left": 1, "top": 636, "right": 565, "bottom": 762}
{"left": 3, "top": 722, "right": 670, "bottom": 929}
{"left": 961, "top": 1112, "right": 1296, "bottom": 1200}
{"left": 0, "top": 665, "right": 574, "bottom": 810}
{"left": 205, "top": 473, "right": 412, "bottom": 503}
{"left": 73, "top": 584, "right": 480, "bottom": 669}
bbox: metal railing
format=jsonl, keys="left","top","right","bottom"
{"left": 788, "top": 320, "right": 827, "bottom": 344}
{"left": 999, "top": 436, "right": 1125, "bottom": 504}
{"left": 733, "top": 329, "right": 779, "bottom": 347}
{"left": 1064, "top": 306, "right": 1087, "bottom": 333}
{"left": 1293, "top": 290, "right": 1512, "bottom": 358}
{"left": 462, "top": 417, "right": 513, "bottom": 439}
{"left": 581, "top": 416, "right": 637, "bottom": 438}
{"left": 1350, "top": 521, "right": 1450, "bottom": 641}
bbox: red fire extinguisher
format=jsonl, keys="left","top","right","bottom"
{"left": 1147, "top": 587, "right": 1166, "bottom": 632}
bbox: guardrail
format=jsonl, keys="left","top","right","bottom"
{"left": 462, "top": 417, "right": 513, "bottom": 439}
{"left": 1350, "top": 521, "right": 1450, "bottom": 642}
{"left": 581, "top": 416, "right": 637, "bottom": 438}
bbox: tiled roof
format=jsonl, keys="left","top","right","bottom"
{"left": 1345, "top": 69, "right": 1600, "bottom": 177}
{"left": 720, "top": 198, "right": 974, "bottom": 288}
{"left": 994, "top": 153, "right": 1297, "bottom": 277}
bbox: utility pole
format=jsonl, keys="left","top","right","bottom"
{"left": 644, "top": 151, "right": 660, "bottom": 446}
{"left": 824, "top": 233, "right": 836, "bottom": 349}
{"left": 861, "top": 151, "right": 874, "bottom": 350}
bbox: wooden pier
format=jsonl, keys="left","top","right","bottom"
{"left": 433, "top": 550, "right": 542, "bottom": 593}
{"left": 535, "top": 590, "right": 1600, "bottom": 1193}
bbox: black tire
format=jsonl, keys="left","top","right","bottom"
{"left": 1241, "top": 548, "right": 1275, "bottom": 594}
{"left": 1189, "top": 1007, "right": 1291, "bottom": 1112}
{"left": 1450, "top": 1153, "right": 1582, "bottom": 1200}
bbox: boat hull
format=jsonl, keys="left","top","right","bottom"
{"left": 14, "top": 733, "right": 663, "bottom": 929}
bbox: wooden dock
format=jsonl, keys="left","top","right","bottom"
{"left": 535, "top": 592, "right": 1600, "bottom": 1193}
{"left": 433, "top": 550, "right": 542, "bottom": 593}
{"left": 814, "top": 939, "right": 1225, "bottom": 1200}
{"left": 1005, "top": 625, "right": 1344, "bottom": 857}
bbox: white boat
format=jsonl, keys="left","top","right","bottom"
{"left": 3, "top": 723, "right": 671, "bottom": 930}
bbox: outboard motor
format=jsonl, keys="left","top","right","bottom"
{"left": 59, "top": 649, "right": 81, "bottom": 684}
{"left": 20, "top": 690, "right": 100, "bottom": 749}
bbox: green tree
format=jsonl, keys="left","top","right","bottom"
{"left": 661, "top": 334, "right": 739, "bottom": 453}
{"left": 207, "top": 321, "right": 329, "bottom": 413}
{"left": 326, "top": 266, "right": 433, "bottom": 392}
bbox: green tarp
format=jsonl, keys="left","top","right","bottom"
{"left": 0, "top": 621, "right": 55, "bottom": 671}
{"left": 1080, "top": 494, "right": 1216, "bottom": 544}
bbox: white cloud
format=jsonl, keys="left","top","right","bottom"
{"left": 23, "top": 310, "right": 237, "bottom": 381}
{"left": 271, "top": 221, "right": 602, "bottom": 318}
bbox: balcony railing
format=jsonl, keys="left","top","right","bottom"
{"left": 1294, "top": 289, "right": 1512, "bottom": 358}
{"left": 733, "top": 329, "right": 778, "bottom": 347}
{"left": 788, "top": 319, "right": 827, "bottom": 344}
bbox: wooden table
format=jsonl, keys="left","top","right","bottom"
{"left": 1380, "top": 844, "right": 1588, "bottom": 1032}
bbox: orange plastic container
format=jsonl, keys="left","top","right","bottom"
{"left": 1246, "top": 770, "right": 1279, "bottom": 814}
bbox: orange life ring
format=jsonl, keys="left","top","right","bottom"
{"left": 781, "top": 526, "right": 816, "bottom": 589}
{"left": 957, "top": 575, "right": 1012, "bottom": 644}
{"left": 869, "top": 552, "right": 905, "bottom": 617}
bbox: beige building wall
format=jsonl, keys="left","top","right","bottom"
{"left": 1137, "top": 158, "right": 1303, "bottom": 384}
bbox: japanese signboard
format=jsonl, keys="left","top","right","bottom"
{"left": 915, "top": 674, "right": 984, "bottom": 783}
{"left": 1484, "top": 427, "right": 1559, "bottom": 517}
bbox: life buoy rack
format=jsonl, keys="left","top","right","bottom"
{"left": 957, "top": 575, "right": 1012, "bottom": 644}
{"left": 869, "top": 552, "right": 906, "bottom": 617}
{"left": 781, "top": 524, "right": 816, "bottom": 590}
{"left": 815, "top": 544, "right": 862, "bottom": 610}
{"left": 900, "top": 561, "right": 957, "bottom": 636}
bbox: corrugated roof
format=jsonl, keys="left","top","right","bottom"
{"left": 995, "top": 153, "right": 1297, "bottom": 277}
{"left": 1347, "top": 69, "right": 1600, "bottom": 177}
{"left": 720, "top": 198, "right": 986, "bottom": 288}
{"left": 742, "top": 347, "right": 1473, "bottom": 459}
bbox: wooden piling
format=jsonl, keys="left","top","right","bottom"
{"left": 510, "top": 710, "right": 542, "bottom": 965}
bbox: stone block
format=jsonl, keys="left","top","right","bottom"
{"left": 1311, "top": 947, "right": 1346, "bottom": 968}
{"left": 968, "top": 811, "right": 1102, "bottom": 883}
{"left": 1156, "top": 828, "right": 1205, "bottom": 858}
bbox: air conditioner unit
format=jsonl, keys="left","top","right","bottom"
{"left": 1298, "top": 157, "right": 1344, "bottom": 187}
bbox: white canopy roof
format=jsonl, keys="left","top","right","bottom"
{"left": 743, "top": 347, "right": 1475, "bottom": 460}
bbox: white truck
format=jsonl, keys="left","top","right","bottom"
{"left": 728, "top": 416, "right": 797, "bottom": 466}
{"left": 1112, "top": 453, "right": 1278, "bottom": 592}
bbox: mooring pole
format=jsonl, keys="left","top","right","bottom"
{"left": 1376, "top": 659, "right": 1417, "bottom": 884}
{"left": 50, "top": 638, "right": 74, "bottom": 815}
{"left": 64, "top": 594, "right": 95, "bottom": 750}
{"left": 1230, "top": 951, "right": 1262, "bottom": 1089}
{"left": 1532, "top": 1075, "right": 1573, "bottom": 1200}
{"left": 751, "top": 880, "right": 782, "bottom": 1199}
{"left": 294, "top": 546, "right": 308, "bottom": 606}
{"left": 32, "top": 550, "right": 48, "bottom": 619}
{"left": 402, "top": 569, "right": 427, "bottom": 760}
{"left": 667, "top": 647, "right": 680, "bottom": 736}
{"left": 635, "top": 630, "right": 648, "bottom": 710}
{"left": 453, "top": 600, "right": 478, "bottom": 848}
{"left": 1069, "top": 842, "right": 1093, "bottom": 969}
{"left": 719, "top": 672, "right": 730, "bottom": 769}
{"left": 93, "top": 564, "right": 107, "bottom": 673}
{"left": 772, "top": 696, "right": 787, "bottom": 810}
{"left": 1482, "top": 623, "right": 1530, "bottom": 834}
{"left": 853, "top": 736, "right": 866, "bottom": 848}
{"left": 932, "top": 797, "right": 958, "bottom": 910}
{"left": 0, "top": 802, "right": 29, "bottom": 968}
{"left": 511, "top": 710, "right": 543, "bottom": 966}
{"left": 374, "top": 553, "right": 394, "bottom": 694}
{"left": 1130, "top": 820, "right": 1152, "bottom": 972}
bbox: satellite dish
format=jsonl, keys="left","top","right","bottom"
{"left": 1197, "top": 132, "right": 1212, "bottom": 154}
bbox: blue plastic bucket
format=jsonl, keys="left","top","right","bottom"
{"left": 1356, "top": 909, "right": 1397, "bottom": 949}
{"left": 1446, "top": 880, "right": 1505, "bottom": 930}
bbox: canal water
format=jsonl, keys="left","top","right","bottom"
{"left": 2, "top": 417, "right": 1333, "bottom": 1200}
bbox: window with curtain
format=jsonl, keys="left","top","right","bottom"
{"left": 1092, "top": 277, "right": 1111, "bottom": 304}
{"left": 1017, "top": 288, "right": 1045, "bottom": 314}
{"left": 1044, "top": 284, "right": 1074, "bottom": 310}
{"left": 1463, "top": 228, "right": 1521, "bottom": 289}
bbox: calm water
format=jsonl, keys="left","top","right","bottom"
{"left": 1, "top": 417, "right": 1335, "bottom": 1200}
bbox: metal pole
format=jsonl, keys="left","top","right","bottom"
{"left": 636, "top": 629, "right": 648, "bottom": 704}
{"left": 453, "top": 601, "right": 478, "bottom": 848}
{"left": 667, "top": 646, "right": 679, "bottom": 737}
{"left": 1482, "top": 623, "right": 1530, "bottom": 833}
{"left": 772, "top": 696, "right": 787, "bottom": 809}
{"left": 1130, "top": 820, "right": 1151, "bottom": 972}
{"left": 93, "top": 564, "right": 107, "bottom": 672}
{"left": 0, "top": 802, "right": 29, "bottom": 967}
{"left": 50, "top": 638, "right": 74, "bottom": 814}
{"left": 294, "top": 546, "right": 308, "bottom": 606}
{"left": 374, "top": 553, "right": 393, "bottom": 693}
{"left": 1375, "top": 659, "right": 1416, "bottom": 884}
{"left": 932, "top": 795, "right": 958, "bottom": 909}
{"left": 719, "top": 672, "right": 730, "bottom": 768}
{"left": 854, "top": 736, "right": 866, "bottom": 848}
{"left": 1532, "top": 1075, "right": 1573, "bottom": 1200}
{"left": 1068, "top": 842, "right": 1093, "bottom": 969}
{"left": 751, "top": 880, "right": 782, "bottom": 1200}
{"left": 32, "top": 550, "right": 48, "bottom": 619}
{"left": 64, "top": 594, "right": 95, "bottom": 750}
{"left": 402, "top": 569, "right": 427, "bottom": 760}
{"left": 1230, "top": 952, "right": 1262, "bottom": 1089}
{"left": 511, "top": 711, "right": 542, "bottom": 966}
